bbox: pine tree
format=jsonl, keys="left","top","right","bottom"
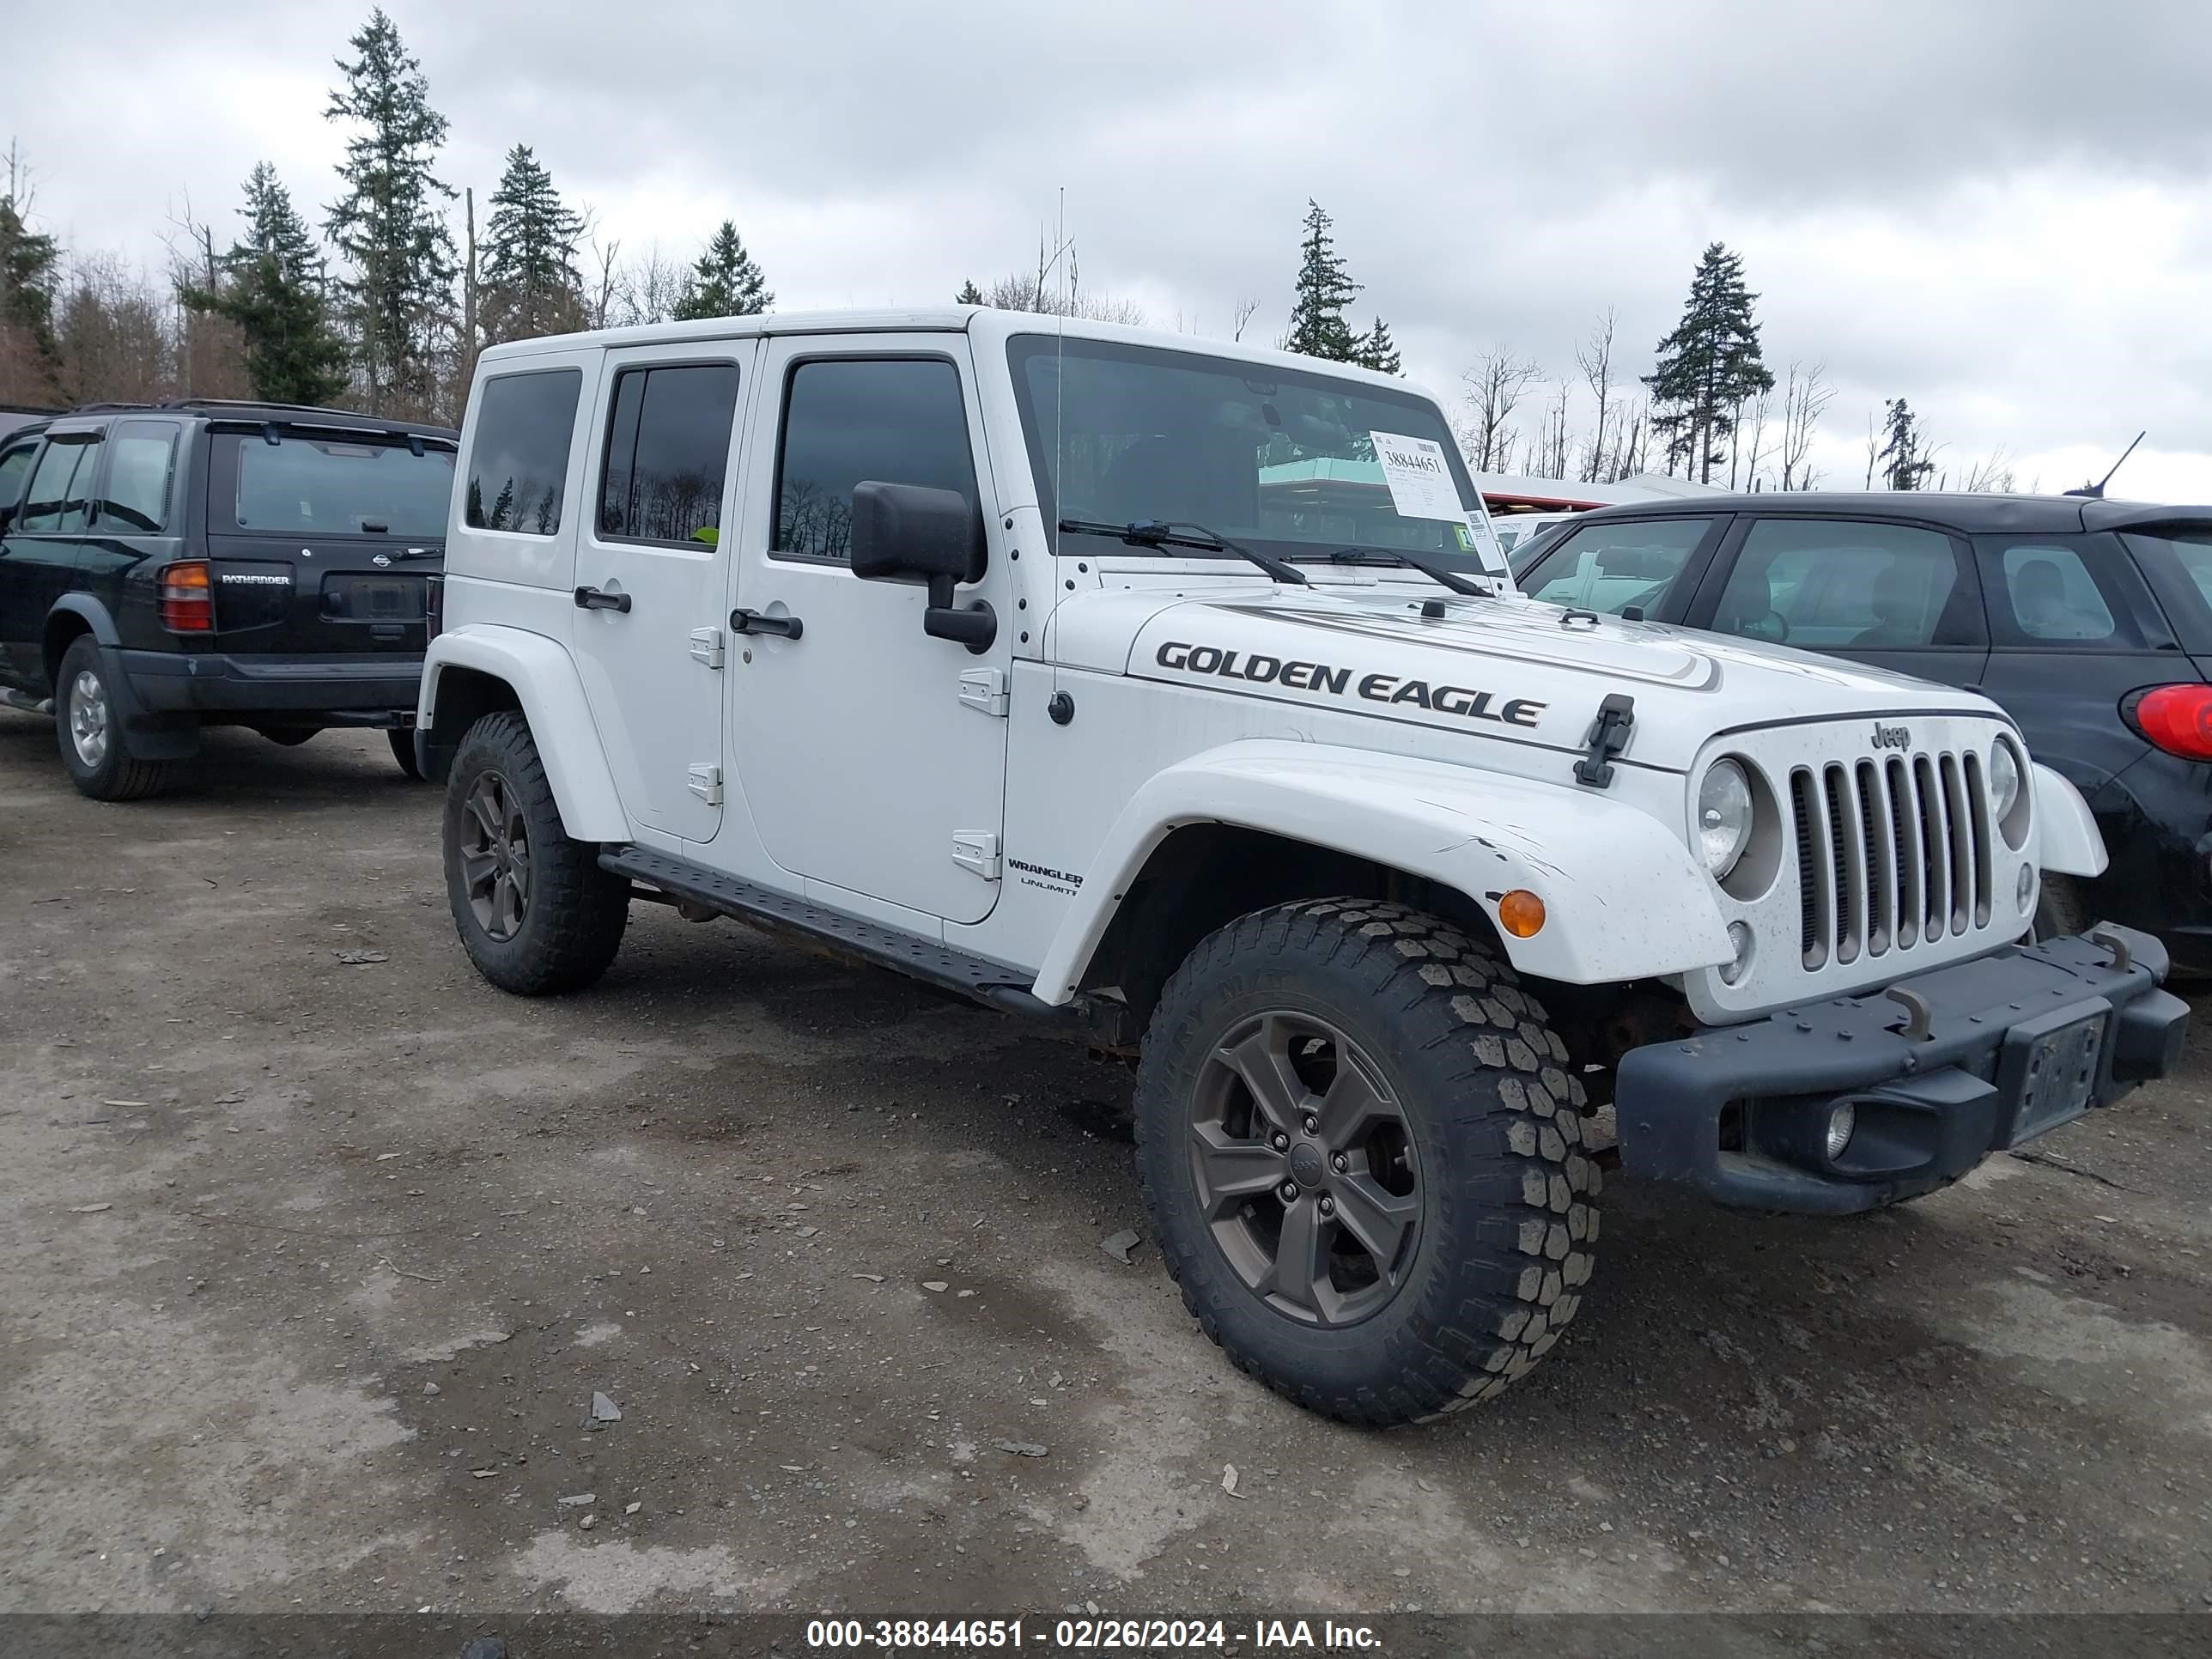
{"left": 182, "top": 164, "right": 349, "bottom": 407}
{"left": 1352, "top": 316, "right": 1401, "bottom": 376}
{"left": 324, "top": 8, "right": 457, "bottom": 416}
{"left": 672, "top": 222, "right": 772, "bottom": 320}
{"left": 955, "top": 279, "right": 984, "bottom": 306}
{"left": 0, "top": 189, "right": 61, "bottom": 397}
{"left": 1281, "top": 200, "right": 1360, "bottom": 362}
{"left": 1643, "top": 242, "right": 1774, "bottom": 483}
{"left": 482, "top": 144, "right": 585, "bottom": 343}
{"left": 1878, "top": 398, "right": 1936, "bottom": 490}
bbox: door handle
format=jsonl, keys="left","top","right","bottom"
{"left": 574, "top": 586, "right": 631, "bottom": 613}
{"left": 731, "top": 608, "right": 803, "bottom": 641}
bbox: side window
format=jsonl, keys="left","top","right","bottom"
{"left": 98, "top": 420, "right": 180, "bottom": 532}
{"left": 18, "top": 438, "right": 100, "bottom": 535}
{"left": 465, "top": 368, "right": 582, "bottom": 535}
{"left": 1523, "top": 517, "right": 1712, "bottom": 614}
{"left": 598, "top": 362, "right": 742, "bottom": 545}
{"left": 1713, "top": 519, "right": 1969, "bottom": 649}
{"left": 774, "top": 358, "right": 977, "bottom": 563}
{"left": 1991, "top": 543, "right": 2124, "bottom": 645}
{"left": 0, "top": 441, "right": 35, "bottom": 521}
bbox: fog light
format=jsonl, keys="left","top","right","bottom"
{"left": 2016, "top": 863, "right": 2037, "bottom": 911}
{"left": 1825, "top": 1101, "right": 1856, "bottom": 1162}
{"left": 1720, "top": 920, "right": 1753, "bottom": 985}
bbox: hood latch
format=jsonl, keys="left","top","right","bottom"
{"left": 1574, "top": 693, "right": 1637, "bottom": 788}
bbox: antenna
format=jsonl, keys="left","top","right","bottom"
{"left": 2065, "top": 430, "right": 2146, "bottom": 499}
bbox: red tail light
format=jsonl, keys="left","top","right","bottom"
{"left": 158, "top": 561, "right": 214, "bottom": 633}
{"left": 2130, "top": 684, "right": 2212, "bottom": 761}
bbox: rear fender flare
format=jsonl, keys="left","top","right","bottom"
{"left": 1030, "top": 738, "right": 1732, "bottom": 1000}
{"left": 420, "top": 626, "right": 628, "bottom": 841}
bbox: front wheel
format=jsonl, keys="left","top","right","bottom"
{"left": 1134, "top": 899, "right": 1597, "bottom": 1426}
{"left": 443, "top": 710, "right": 629, "bottom": 994}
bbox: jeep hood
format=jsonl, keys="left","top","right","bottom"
{"left": 1055, "top": 581, "right": 2006, "bottom": 776}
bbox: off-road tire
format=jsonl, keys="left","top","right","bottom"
{"left": 2032, "top": 872, "right": 2090, "bottom": 943}
{"left": 444, "top": 710, "right": 628, "bottom": 995}
{"left": 54, "top": 635, "right": 173, "bottom": 801}
{"left": 1133, "top": 898, "right": 1598, "bottom": 1426}
{"left": 388, "top": 727, "right": 425, "bottom": 781}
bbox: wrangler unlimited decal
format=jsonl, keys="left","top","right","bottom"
{"left": 1154, "top": 641, "right": 1546, "bottom": 728}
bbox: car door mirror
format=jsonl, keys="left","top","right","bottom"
{"left": 849, "top": 481, "right": 984, "bottom": 585}
{"left": 848, "top": 480, "right": 996, "bottom": 654}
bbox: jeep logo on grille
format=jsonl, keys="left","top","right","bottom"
{"left": 1871, "top": 722, "right": 1912, "bottom": 750}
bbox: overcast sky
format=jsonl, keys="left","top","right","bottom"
{"left": 9, "top": 1, "right": 2210, "bottom": 498}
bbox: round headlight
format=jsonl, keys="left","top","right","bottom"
{"left": 1698, "top": 759, "right": 1754, "bottom": 879}
{"left": 1989, "top": 741, "right": 2022, "bottom": 823}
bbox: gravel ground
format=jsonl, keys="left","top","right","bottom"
{"left": 3, "top": 720, "right": 2209, "bottom": 1623}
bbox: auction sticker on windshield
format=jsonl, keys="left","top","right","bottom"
{"left": 1370, "top": 430, "right": 1462, "bottom": 521}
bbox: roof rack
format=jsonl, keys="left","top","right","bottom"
{"left": 62, "top": 398, "right": 456, "bottom": 434}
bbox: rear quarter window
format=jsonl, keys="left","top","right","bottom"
{"left": 467, "top": 369, "right": 582, "bottom": 536}
{"left": 1977, "top": 537, "right": 2144, "bottom": 649}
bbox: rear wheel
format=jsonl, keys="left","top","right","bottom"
{"left": 2032, "top": 872, "right": 2090, "bottom": 943}
{"left": 54, "top": 636, "right": 173, "bottom": 802}
{"left": 1134, "top": 899, "right": 1597, "bottom": 1426}
{"left": 443, "top": 711, "right": 628, "bottom": 994}
{"left": 387, "top": 727, "right": 424, "bottom": 780}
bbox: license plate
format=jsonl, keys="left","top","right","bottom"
{"left": 2006, "top": 1011, "right": 2106, "bottom": 1146}
{"left": 324, "top": 574, "right": 425, "bottom": 622}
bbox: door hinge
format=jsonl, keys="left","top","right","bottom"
{"left": 952, "top": 830, "right": 1002, "bottom": 880}
{"left": 689, "top": 627, "right": 726, "bottom": 670}
{"left": 687, "top": 763, "right": 724, "bottom": 806}
{"left": 957, "top": 665, "right": 1009, "bottom": 718}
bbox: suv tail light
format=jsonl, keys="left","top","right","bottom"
{"left": 425, "top": 573, "right": 444, "bottom": 642}
{"left": 2128, "top": 684, "right": 2212, "bottom": 761}
{"left": 158, "top": 561, "right": 214, "bottom": 632}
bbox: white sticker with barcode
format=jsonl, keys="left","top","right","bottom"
{"left": 1369, "top": 431, "right": 1463, "bottom": 522}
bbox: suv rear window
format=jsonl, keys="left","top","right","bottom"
{"left": 234, "top": 434, "right": 455, "bottom": 538}
{"left": 467, "top": 368, "right": 582, "bottom": 535}
{"left": 2122, "top": 527, "right": 2212, "bottom": 653}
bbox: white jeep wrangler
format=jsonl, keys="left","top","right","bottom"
{"left": 418, "top": 308, "right": 2188, "bottom": 1425}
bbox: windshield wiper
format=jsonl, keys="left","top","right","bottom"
{"left": 1057, "top": 518, "right": 1308, "bottom": 585}
{"left": 1308, "top": 545, "right": 1488, "bottom": 598}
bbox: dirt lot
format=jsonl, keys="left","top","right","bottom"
{"left": 3, "top": 720, "right": 2211, "bottom": 1625}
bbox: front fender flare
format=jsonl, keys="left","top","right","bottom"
{"left": 2032, "top": 761, "right": 2108, "bottom": 878}
{"left": 1030, "top": 739, "right": 1732, "bottom": 1000}
{"left": 420, "top": 625, "right": 629, "bottom": 842}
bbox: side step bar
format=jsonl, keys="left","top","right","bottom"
{"left": 2, "top": 690, "right": 54, "bottom": 715}
{"left": 599, "top": 843, "right": 1078, "bottom": 1025}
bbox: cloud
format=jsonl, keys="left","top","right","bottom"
{"left": 7, "top": 1, "right": 2209, "bottom": 498}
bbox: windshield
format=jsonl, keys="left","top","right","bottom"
{"left": 1006, "top": 334, "right": 1504, "bottom": 575}
{"left": 231, "top": 434, "right": 456, "bottom": 538}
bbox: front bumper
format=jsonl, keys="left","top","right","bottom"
{"left": 119, "top": 648, "right": 422, "bottom": 720}
{"left": 1615, "top": 926, "right": 2189, "bottom": 1213}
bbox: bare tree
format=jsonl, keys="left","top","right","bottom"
{"left": 1573, "top": 308, "right": 1617, "bottom": 484}
{"left": 1863, "top": 405, "right": 1882, "bottom": 489}
{"left": 586, "top": 231, "right": 621, "bottom": 330}
{"left": 981, "top": 234, "right": 1144, "bottom": 325}
{"left": 1778, "top": 361, "right": 1832, "bottom": 491}
{"left": 1231, "top": 296, "right": 1259, "bottom": 343}
{"left": 1960, "top": 447, "right": 2016, "bottom": 492}
{"left": 1737, "top": 384, "right": 1773, "bottom": 491}
{"left": 608, "top": 245, "right": 688, "bottom": 327}
{"left": 1460, "top": 347, "right": 1540, "bottom": 474}
{"left": 1531, "top": 380, "right": 1572, "bottom": 479}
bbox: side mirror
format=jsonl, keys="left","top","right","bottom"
{"left": 849, "top": 480, "right": 995, "bottom": 653}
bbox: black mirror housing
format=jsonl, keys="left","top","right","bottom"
{"left": 849, "top": 481, "right": 984, "bottom": 586}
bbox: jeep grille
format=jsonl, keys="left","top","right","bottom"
{"left": 1790, "top": 750, "right": 1993, "bottom": 969}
